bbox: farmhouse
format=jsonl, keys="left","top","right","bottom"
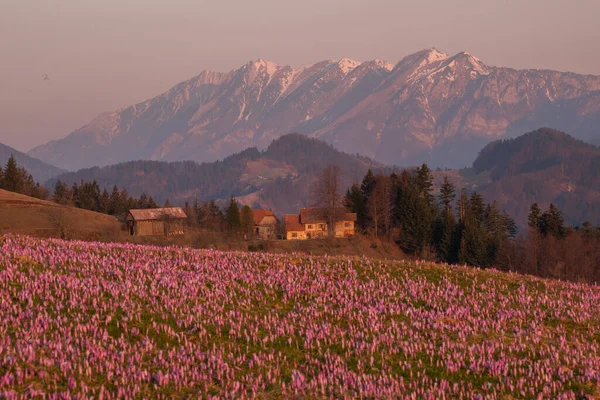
{"left": 285, "top": 207, "right": 356, "bottom": 240}
{"left": 125, "top": 207, "right": 187, "bottom": 236}
{"left": 252, "top": 209, "right": 278, "bottom": 239}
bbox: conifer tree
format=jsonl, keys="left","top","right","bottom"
{"left": 361, "top": 169, "right": 376, "bottom": 201}
{"left": 138, "top": 193, "right": 149, "bottom": 208}
{"left": 53, "top": 180, "right": 69, "bottom": 204}
{"left": 240, "top": 205, "right": 255, "bottom": 235}
{"left": 439, "top": 176, "right": 456, "bottom": 211}
{"left": 415, "top": 163, "right": 434, "bottom": 206}
{"left": 469, "top": 192, "right": 486, "bottom": 225}
{"left": 147, "top": 196, "right": 158, "bottom": 208}
{"left": 164, "top": 199, "right": 172, "bottom": 208}
{"left": 344, "top": 183, "right": 367, "bottom": 231}
{"left": 3, "top": 155, "right": 21, "bottom": 193}
{"left": 99, "top": 188, "right": 110, "bottom": 213}
{"left": 225, "top": 196, "right": 241, "bottom": 231}
{"left": 108, "top": 185, "right": 121, "bottom": 215}
{"left": 438, "top": 208, "right": 459, "bottom": 263}
{"left": 458, "top": 212, "right": 488, "bottom": 267}
{"left": 528, "top": 203, "right": 541, "bottom": 231}
{"left": 539, "top": 203, "right": 566, "bottom": 239}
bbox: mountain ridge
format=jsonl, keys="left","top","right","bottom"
{"left": 0, "top": 142, "right": 65, "bottom": 182}
{"left": 29, "top": 49, "right": 600, "bottom": 170}
{"left": 46, "top": 133, "right": 382, "bottom": 214}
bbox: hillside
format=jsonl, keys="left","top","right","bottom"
{"left": 0, "top": 189, "right": 124, "bottom": 240}
{"left": 0, "top": 142, "right": 65, "bottom": 182}
{"left": 436, "top": 128, "right": 600, "bottom": 226}
{"left": 2, "top": 235, "right": 600, "bottom": 398}
{"left": 47, "top": 134, "right": 382, "bottom": 214}
{"left": 29, "top": 49, "right": 600, "bottom": 170}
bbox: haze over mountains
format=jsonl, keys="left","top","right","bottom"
{"left": 0, "top": 143, "right": 65, "bottom": 182}
{"left": 29, "top": 49, "right": 600, "bottom": 171}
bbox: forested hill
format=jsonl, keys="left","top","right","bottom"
{"left": 0, "top": 142, "right": 65, "bottom": 182}
{"left": 47, "top": 133, "right": 382, "bottom": 214}
{"left": 442, "top": 128, "right": 600, "bottom": 226}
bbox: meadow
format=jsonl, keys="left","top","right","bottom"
{"left": 1, "top": 234, "right": 599, "bottom": 399}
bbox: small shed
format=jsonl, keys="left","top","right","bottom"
{"left": 125, "top": 207, "right": 187, "bottom": 236}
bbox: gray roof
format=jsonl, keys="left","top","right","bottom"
{"left": 127, "top": 207, "right": 187, "bottom": 221}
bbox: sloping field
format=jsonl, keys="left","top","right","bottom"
{"left": 1, "top": 235, "right": 599, "bottom": 398}
{"left": 0, "top": 189, "right": 124, "bottom": 241}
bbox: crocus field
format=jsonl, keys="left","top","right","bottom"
{"left": 1, "top": 235, "right": 599, "bottom": 399}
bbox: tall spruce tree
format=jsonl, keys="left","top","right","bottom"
{"left": 458, "top": 212, "right": 488, "bottom": 267}
{"left": 439, "top": 176, "right": 456, "bottom": 211}
{"left": 108, "top": 185, "right": 121, "bottom": 215}
{"left": 539, "top": 203, "right": 566, "bottom": 239}
{"left": 3, "top": 155, "right": 21, "bottom": 193}
{"left": 225, "top": 196, "right": 241, "bottom": 231}
{"left": 415, "top": 163, "right": 435, "bottom": 206}
{"left": 438, "top": 208, "right": 459, "bottom": 263}
{"left": 469, "top": 192, "right": 486, "bottom": 225}
{"left": 528, "top": 203, "right": 541, "bottom": 231}
{"left": 361, "top": 169, "right": 376, "bottom": 201}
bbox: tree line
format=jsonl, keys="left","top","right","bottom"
{"left": 344, "top": 166, "right": 600, "bottom": 283}
{"left": 1, "top": 154, "right": 164, "bottom": 216}
{"left": 0, "top": 155, "right": 48, "bottom": 199}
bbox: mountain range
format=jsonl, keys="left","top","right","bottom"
{"left": 29, "top": 49, "right": 600, "bottom": 171}
{"left": 0, "top": 142, "right": 65, "bottom": 182}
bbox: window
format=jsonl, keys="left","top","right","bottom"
{"left": 344, "top": 222, "right": 351, "bottom": 228}
{"left": 291, "top": 233, "right": 297, "bottom": 238}
{"left": 307, "top": 224, "right": 313, "bottom": 229}
{"left": 319, "top": 224, "right": 326, "bottom": 229}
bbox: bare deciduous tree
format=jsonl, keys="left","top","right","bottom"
{"left": 311, "top": 164, "right": 343, "bottom": 237}
{"left": 366, "top": 174, "right": 393, "bottom": 238}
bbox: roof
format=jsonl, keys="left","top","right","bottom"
{"left": 299, "top": 207, "right": 357, "bottom": 223}
{"left": 127, "top": 207, "right": 187, "bottom": 221}
{"left": 252, "top": 209, "right": 275, "bottom": 225}
{"left": 284, "top": 214, "right": 304, "bottom": 232}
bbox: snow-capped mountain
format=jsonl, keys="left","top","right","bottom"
{"left": 29, "top": 49, "right": 600, "bottom": 170}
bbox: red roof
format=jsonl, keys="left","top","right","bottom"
{"left": 284, "top": 214, "right": 304, "bottom": 232}
{"left": 252, "top": 209, "right": 275, "bottom": 225}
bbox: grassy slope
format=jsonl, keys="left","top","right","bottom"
{"left": 0, "top": 189, "right": 125, "bottom": 241}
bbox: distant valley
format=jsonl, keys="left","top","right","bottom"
{"left": 29, "top": 49, "right": 600, "bottom": 171}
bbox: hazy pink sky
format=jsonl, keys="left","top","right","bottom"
{"left": 1, "top": 0, "right": 599, "bottom": 152}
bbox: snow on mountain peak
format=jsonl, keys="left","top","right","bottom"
{"left": 337, "top": 58, "right": 362, "bottom": 73}
{"left": 424, "top": 48, "right": 449, "bottom": 63}
{"left": 249, "top": 59, "right": 281, "bottom": 75}
{"left": 372, "top": 59, "right": 394, "bottom": 71}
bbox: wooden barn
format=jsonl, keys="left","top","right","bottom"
{"left": 125, "top": 208, "right": 187, "bottom": 236}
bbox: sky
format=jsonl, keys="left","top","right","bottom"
{"left": 1, "top": 0, "right": 599, "bottom": 152}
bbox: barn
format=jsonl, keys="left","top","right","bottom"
{"left": 124, "top": 208, "right": 187, "bottom": 236}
